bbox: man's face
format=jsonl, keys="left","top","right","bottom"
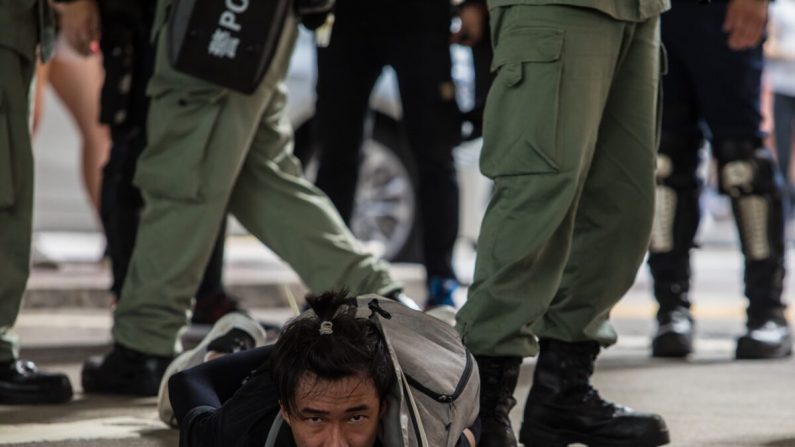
{"left": 281, "top": 374, "right": 383, "bottom": 447}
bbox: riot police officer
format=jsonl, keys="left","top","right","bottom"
{"left": 455, "top": 1, "right": 671, "bottom": 446}
{"left": 74, "top": 0, "right": 411, "bottom": 396}
{"left": 648, "top": 0, "right": 792, "bottom": 359}
{"left": 0, "top": 0, "right": 73, "bottom": 404}
{"left": 60, "top": 0, "right": 240, "bottom": 324}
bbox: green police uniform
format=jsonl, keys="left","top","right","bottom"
{"left": 0, "top": 0, "right": 54, "bottom": 363}
{"left": 456, "top": 0, "right": 670, "bottom": 358}
{"left": 111, "top": 1, "right": 400, "bottom": 356}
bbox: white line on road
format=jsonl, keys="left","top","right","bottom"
{"left": 0, "top": 416, "right": 164, "bottom": 444}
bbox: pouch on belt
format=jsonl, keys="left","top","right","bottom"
{"left": 167, "top": 0, "right": 290, "bottom": 94}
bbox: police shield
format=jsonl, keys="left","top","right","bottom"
{"left": 168, "top": 0, "right": 290, "bottom": 94}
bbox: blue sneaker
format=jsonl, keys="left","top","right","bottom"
{"left": 426, "top": 276, "right": 459, "bottom": 309}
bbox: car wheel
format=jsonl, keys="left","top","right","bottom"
{"left": 351, "top": 128, "right": 417, "bottom": 260}
{"left": 293, "top": 113, "right": 420, "bottom": 262}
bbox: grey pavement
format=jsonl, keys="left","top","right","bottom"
{"left": 3, "top": 226, "right": 795, "bottom": 446}
{"left": 24, "top": 233, "right": 428, "bottom": 310}
{"left": 2, "top": 318, "right": 794, "bottom": 447}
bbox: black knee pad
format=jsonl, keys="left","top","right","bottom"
{"left": 714, "top": 139, "right": 786, "bottom": 263}
{"left": 714, "top": 139, "right": 784, "bottom": 198}
{"left": 650, "top": 134, "right": 703, "bottom": 254}
{"left": 656, "top": 133, "right": 703, "bottom": 190}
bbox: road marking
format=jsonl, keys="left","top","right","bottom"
{"left": 0, "top": 416, "right": 164, "bottom": 444}
{"left": 613, "top": 300, "right": 795, "bottom": 320}
{"left": 614, "top": 334, "right": 735, "bottom": 352}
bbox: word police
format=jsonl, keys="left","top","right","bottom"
{"left": 208, "top": 0, "right": 249, "bottom": 59}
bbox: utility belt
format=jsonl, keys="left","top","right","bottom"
{"left": 167, "top": 0, "right": 333, "bottom": 94}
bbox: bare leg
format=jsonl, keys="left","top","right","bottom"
{"left": 47, "top": 39, "right": 110, "bottom": 214}
{"left": 30, "top": 61, "right": 51, "bottom": 137}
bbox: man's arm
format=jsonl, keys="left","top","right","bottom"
{"left": 169, "top": 346, "right": 280, "bottom": 446}
{"left": 724, "top": 0, "right": 770, "bottom": 50}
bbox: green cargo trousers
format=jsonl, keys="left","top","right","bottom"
{"left": 0, "top": 6, "right": 37, "bottom": 363}
{"left": 456, "top": 5, "right": 663, "bottom": 358}
{"left": 113, "top": 8, "right": 399, "bottom": 356}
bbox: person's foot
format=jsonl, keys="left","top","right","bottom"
{"left": 82, "top": 344, "right": 173, "bottom": 396}
{"left": 425, "top": 276, "right": 459, "bottom": 309}
{"left": 191, "top": 292, "right": 242, "bottom": 325}
{"left": 652, "top": 307, "right": 694, "bottom": 358}
{"left": 520, "top": 339, "right": 670, "bottom": 447}
{"left": 736, "top": 311, "right": 793, "bottom": 359}
{"left": 158, "top": 312, "right": 268, "bottom": 427}
{"left": 475, "top": 355, "right": 522, "bottom": 447}
{"left": 0, "top": 360, "right": 72, "bottom": 404}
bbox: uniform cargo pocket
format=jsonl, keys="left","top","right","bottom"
{"left": 0, "top": 90, "right": 15, "bottom": 209}
{"left": 480, "top": 27, "right": 564, "bottom": 178}
{"left": 133, "top": 87, "right": 225, "bottom": 201}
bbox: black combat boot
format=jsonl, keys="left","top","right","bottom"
{"left": 82, "top": 344, "right": 173, "bottom": 396}
{"left": 736, "top": 308, "right": 793, "bottom": 359}
{"left": 652, "top": 306, "right": 694, "bottom": 358}
{"left": 648, "top": 254, "right": 697, "bottom": 358}
{"left": 520, "top": 339, "right": 670, "bottom": 447}
{"left": 476, "top": 355, "right": 522, "bottom": 447}
{"left": 0, "top": 360, "right": 73, "bottom": 404}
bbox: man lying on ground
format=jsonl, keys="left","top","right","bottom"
{"left": 161, "top": 291, "right": 480, "bottom": 447}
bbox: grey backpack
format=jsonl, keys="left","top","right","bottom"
{"left": 264, "top": 295, "right": 480, "bottom": 447}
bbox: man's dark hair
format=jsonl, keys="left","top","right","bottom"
{"left": 270, "top": 290, "right": 396, "bottom": 415}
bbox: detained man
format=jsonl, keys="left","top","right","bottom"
{"left": 160, "top": 291, "right": 480, "bottom": 447}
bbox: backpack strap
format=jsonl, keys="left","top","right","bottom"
{"left": 399, "top": 370, "right": 430, "bottom": 447}
{"left": 264, "top": 413, "right": 284, "bottom": 447}
{"left": 367, "top": 299, "right": 430, "bottom": 447}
